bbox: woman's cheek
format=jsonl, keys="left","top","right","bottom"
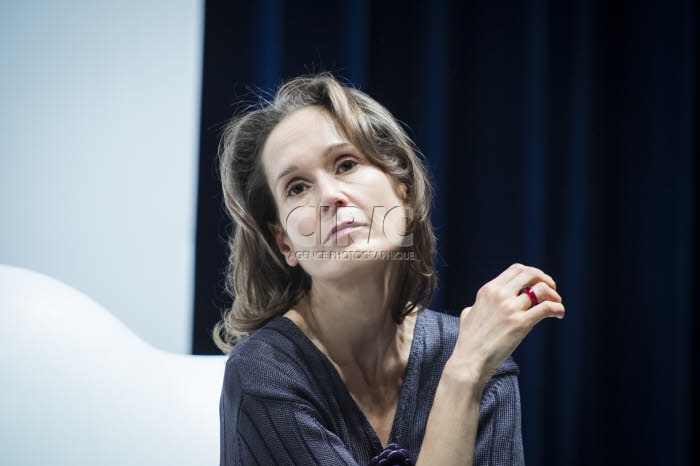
{"left": 297, "top": 215, "right": 316, "bottom": 242}
{"left": 281, "top": 205, "right": 317, "bottom": 248}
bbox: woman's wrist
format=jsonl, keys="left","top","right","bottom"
{"left": 443, "top": 355, "right": 487, "bottom": 398}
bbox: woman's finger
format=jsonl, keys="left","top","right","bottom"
{"left": 505, "top": 265, "right": 556, "bottom": 293}
{"left": 516, "top": 282, "right": 562, "bottom": 311}
{"left": 523, "top": 300, "right": 566, "bottom": 326}
{"left": 488, "top": 263, "right": 528, "bottom": 287}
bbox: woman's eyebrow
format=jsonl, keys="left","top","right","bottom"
{"left": 274, "top": 142, "right": 354, "bottom": 192}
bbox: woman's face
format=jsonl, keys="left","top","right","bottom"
{"left": 261, "top": 106, "right": 410, "bottom": 282}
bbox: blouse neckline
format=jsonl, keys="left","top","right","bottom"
{"left": 272, "top": 309, "right": 426, "bottom": 452}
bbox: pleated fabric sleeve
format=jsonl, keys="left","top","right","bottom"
{"left": 474, "top": 361, "right": 524, "bottom": 464}
{"left": 220, "top": 355, "right": 359, "bottom": 465}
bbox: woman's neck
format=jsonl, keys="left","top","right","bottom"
{"left": 288, "top": 262, "right": 416, "bottom": 388}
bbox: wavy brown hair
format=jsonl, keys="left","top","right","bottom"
{"left": 212, "top": 73, "right": 437, "bottom": 354}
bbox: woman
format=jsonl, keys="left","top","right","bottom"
{"left": 215, "top": 73, "right": 564, "bottom": 465}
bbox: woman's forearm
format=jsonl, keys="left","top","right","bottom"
{"left": 414, "top": 263, "right": 564, "bottom": 464}
{"left": 415, "top": 356, "right": 485, "bottom": 466}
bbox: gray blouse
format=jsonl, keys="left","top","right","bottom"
{"left": 220, "top": 308, "right": 525, "bottom": 465}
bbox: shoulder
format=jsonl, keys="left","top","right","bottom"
{"left": 419, "top": 307, "right": 459, "bottom": 332}
{"left": 222, "top": 316, "right": 316, "bottom": 400}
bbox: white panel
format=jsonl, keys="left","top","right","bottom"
{"left": 0, "top": 0, "right": 204, "bottom": 354}
{"left": 0, "top": 265, "right": 227, "bottom": 466}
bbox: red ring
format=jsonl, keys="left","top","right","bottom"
{"left": 519, "top": 286, "right": 539, "bottom": 307}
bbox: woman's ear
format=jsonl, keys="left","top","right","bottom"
{"left": 267, "top": 222, "right": 299, "bottom": 267}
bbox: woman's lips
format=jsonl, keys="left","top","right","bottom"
{"left": 325, "top": 224, "right": 363, "bottom": 246}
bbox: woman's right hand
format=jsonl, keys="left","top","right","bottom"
{"left": 450, "top": 263, "right": 565, "bottom": 388}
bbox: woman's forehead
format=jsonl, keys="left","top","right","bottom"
{"left": 262, "top": 107, "right": 349, "bottom": 183}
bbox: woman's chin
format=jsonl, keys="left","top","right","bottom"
{"left": 297, "top": 245, "right": 406, "bottom": 281}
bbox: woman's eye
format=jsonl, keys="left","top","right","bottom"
{"left": 285, "top": 159, "right": 356, "bottom": 198}
{"left": 287, "top": 183, "right": 306, "bottom": 197}
{"left": 338, "top": 159, "right": 357, "bottom": 173}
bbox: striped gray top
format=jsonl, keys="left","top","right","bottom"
{"left": 220, "top": 308, "right": 525, "bottom": 465}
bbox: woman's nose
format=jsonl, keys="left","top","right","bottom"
{"left": 318, "top": 179, "right": 349, "bottom": 218}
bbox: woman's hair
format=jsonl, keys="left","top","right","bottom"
{"left": 212, "top": 72, "right": 437, "bottom": 354}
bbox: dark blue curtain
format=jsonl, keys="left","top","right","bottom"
{"left": 193, "top": 1, "right": 697, "bottom": 464}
